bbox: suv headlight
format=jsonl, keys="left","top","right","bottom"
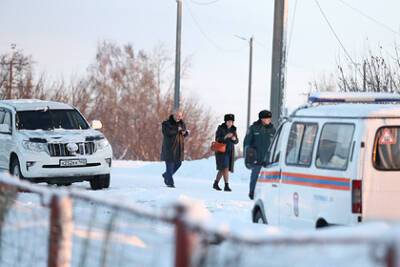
{"left": 22, "top": 141, "right": 47, "bottom": 153}
{"left": 95, "top": 138, "right": 110, "bottom": 151}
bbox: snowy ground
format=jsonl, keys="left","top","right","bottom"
{"left": 73, "top": 157, "right": 255, "bottom": 225}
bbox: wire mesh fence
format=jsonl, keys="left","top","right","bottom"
{"left": 0, "top": 175, "right": 177, "bottom": 267}
{"left": 187, "top": 224, "right": 399, "bottom": 267}
{"left": 0, "top": 181, "right": 51, "bottom": 267}
{"left": 191, "top": 236, "right": 394, "bottom": 267}
{"left": 1, "top": 173, "right": 400, "bottom": 267}
{"left": 70, "top": 193, "right": 175, "bottom": 267}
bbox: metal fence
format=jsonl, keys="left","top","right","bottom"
{"left": 0, "top": 173, "right": 400, "bottom": 267}
{"left": 182, "top": 217, "right": 400, "bottom": 267}
{"left": 0, "top": 181, "right": 50, "bottom": 267}
{"left": 0, "top": 174, "right": 177, "bottom": 267}
{"left": 69, "top": 192, "right": 175, "bottom": 267}
{"left": 188, "top": 228, "right": 398, "bottom": 267}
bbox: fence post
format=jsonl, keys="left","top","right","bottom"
{"left": 384, "top": 239, "right": 400, "bottom": 267}
{"left": 175, "top": 204, "right": 197, "bottom": 267}
{"left": 0, "top": 184, "right": 17, "bottom": 225}
{"left": 48, "top": 195, "right": 73, "bottom": 267}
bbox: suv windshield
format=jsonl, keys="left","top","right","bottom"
{"left": 16, "top": 109, "right": 90, "bottom": 130}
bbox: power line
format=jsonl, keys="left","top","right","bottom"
{"left": 337, "top": 0, "right": 400, "bottom": 37}
{"left": 254, "top": 39, "right": 267, "bottom": 49}
{"left": 185, "top": 2, "right": 246, "bottom": 53}
{"left": 286, "top": 0, "right": 298, "bottom": 60}
{"left": 190, "top": 0, "right": 221, "bottom": 6}
{"left": 314, "top": 0, "right": 357, "bottom": 66}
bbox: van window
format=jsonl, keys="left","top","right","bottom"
{"left": 316, "top": 123, "right": 355, "bottom": 170}
{"left": 373, "top": 127, "right": 400, "bottom": 170}
{"left": 0, "top": 110, "right": 5, "bottom": 123}
{"left": 286, "top": 123, "right": 318, "bottom": 166}
{"left": 270, "top": 125, "right": 284, "bottom": 164}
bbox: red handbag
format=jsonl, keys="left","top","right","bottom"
{"left": 211, "top": 141, "right": 226, "bottom": 153}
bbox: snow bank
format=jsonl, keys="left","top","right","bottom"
{"left": 190, "top": 221, "right": 400, "bottom": 267}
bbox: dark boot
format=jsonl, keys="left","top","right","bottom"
{"left": 224, "top": 183, "right": 232, "bottom": 192}
{"left": 162, "top": 173, "right": 168, "bottom": 186}
{"left": 248, "top": 192, "right": 254, "bottom": 200}
{"left": 213, "top": 181, "right": 221, "bottom": 191}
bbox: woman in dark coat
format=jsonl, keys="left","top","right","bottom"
{"left": 213, "top": 114, "right": 239, "bottom": 192}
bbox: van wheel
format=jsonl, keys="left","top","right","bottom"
{"left": 253, "top": 209, "right": 266, "bottom": 224}
{"left": 10, "top": 158, "right": 23, "bottom": 179}
{"left": 90, "top": 174, "right": 110, "bottom": 190}
{"left": 316, "top": 219, "right": 328, "bottom": 229}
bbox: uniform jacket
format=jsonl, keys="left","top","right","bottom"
{"left": 243, "top": 120, "right": 276, "bottom": 164}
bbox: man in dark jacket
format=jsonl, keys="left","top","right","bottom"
{"left": 244, "top": 110, "right": 276, "bottom": 200}
{"left": 161, "top": 111, "right": 189, "bottom": 188}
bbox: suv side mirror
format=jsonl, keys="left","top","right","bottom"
{"left": 91, "top": 120, "right": 103, "bottom": 130}
{"left": 0, "top": 124, "right": 11, "bottom": 134}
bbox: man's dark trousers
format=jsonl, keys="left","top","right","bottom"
{"left": 249, "top": 165, "right": 262, "bottom": 196}
{"left": 163, "top": 161, "right": 182, "bottom": 186}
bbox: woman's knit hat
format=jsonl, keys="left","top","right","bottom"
{"left": 224, "top": 114, "right": 235, "bottom": 122}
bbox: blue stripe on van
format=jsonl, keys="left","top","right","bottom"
{"left": 282, "top": 175, "right": 350, "bottom": 187}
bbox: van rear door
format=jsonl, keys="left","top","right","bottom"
{"left": 363, "top": 121, "right": 400, "bottom": 220}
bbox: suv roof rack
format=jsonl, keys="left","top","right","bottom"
{"left": 308, "top": 92, "right": 400, "bottom": 104}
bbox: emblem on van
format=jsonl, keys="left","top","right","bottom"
{"left": 67, "top": 143, "right": 79, "bottom": 153}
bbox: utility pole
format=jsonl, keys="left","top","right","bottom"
{"left": 7, "top": 44, "right": 17, "bottom": 99}
{"left": 269, "top": 0, "right": 288, "bottom": 126}
{"left": 247, "top": 36, "right": 254, "bottom": 129}
{"left": 174, "top": 0, "right": 183, "bottom": 111}
{"left": 235, "top": 35, "right": 254, "bottom": 129}
{"left": 8, "top": 58, "right": 13, "bottom": 100}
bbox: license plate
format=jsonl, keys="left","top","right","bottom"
{"left": 60, "top": 159, "right": 87, "bottom": 167}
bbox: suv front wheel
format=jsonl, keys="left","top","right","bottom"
{"left": 10, "top": 157, "right": 23, "bottom": 179}
{"left": 90, "top": 174, "right": 110, "bottom": 190}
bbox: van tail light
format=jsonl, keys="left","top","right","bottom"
{"left": 352, "top": 180, "right": 362, "bottom": 214}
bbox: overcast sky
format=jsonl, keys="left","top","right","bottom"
{"left": 1, "top": 0, "right": 399, "bottom": 139}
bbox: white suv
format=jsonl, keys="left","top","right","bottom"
{"left": 0, "top": 99, "right": 113, "bottom": 190}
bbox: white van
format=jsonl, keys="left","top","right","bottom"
{"left": 252, "top": 92, "right": 400, "bottom": 228}
{"left": 0, "top": 99, "right": 112, "bottom": 190}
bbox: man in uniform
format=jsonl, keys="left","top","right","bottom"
{"left": 244, "top": 110, "right": 276, "bottom": 200}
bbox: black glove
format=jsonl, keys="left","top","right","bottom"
{"left": 261, "top": 161, "right": 268, "bottom": 167}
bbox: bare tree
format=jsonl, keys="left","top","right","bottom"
{"left": 74, "top": 41, "right": 214, "bottom": 160}
{"left": 0, "top": 42, "right": 216, "bottom": 161}
{"left": 311, "top": 45, "right": 400, "bottom": 93}
{"left": 309, "top": 73, "right": 337, "bottom": 93}
{"left": 0, "top": 48, "right": 33, "bottom": 99}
